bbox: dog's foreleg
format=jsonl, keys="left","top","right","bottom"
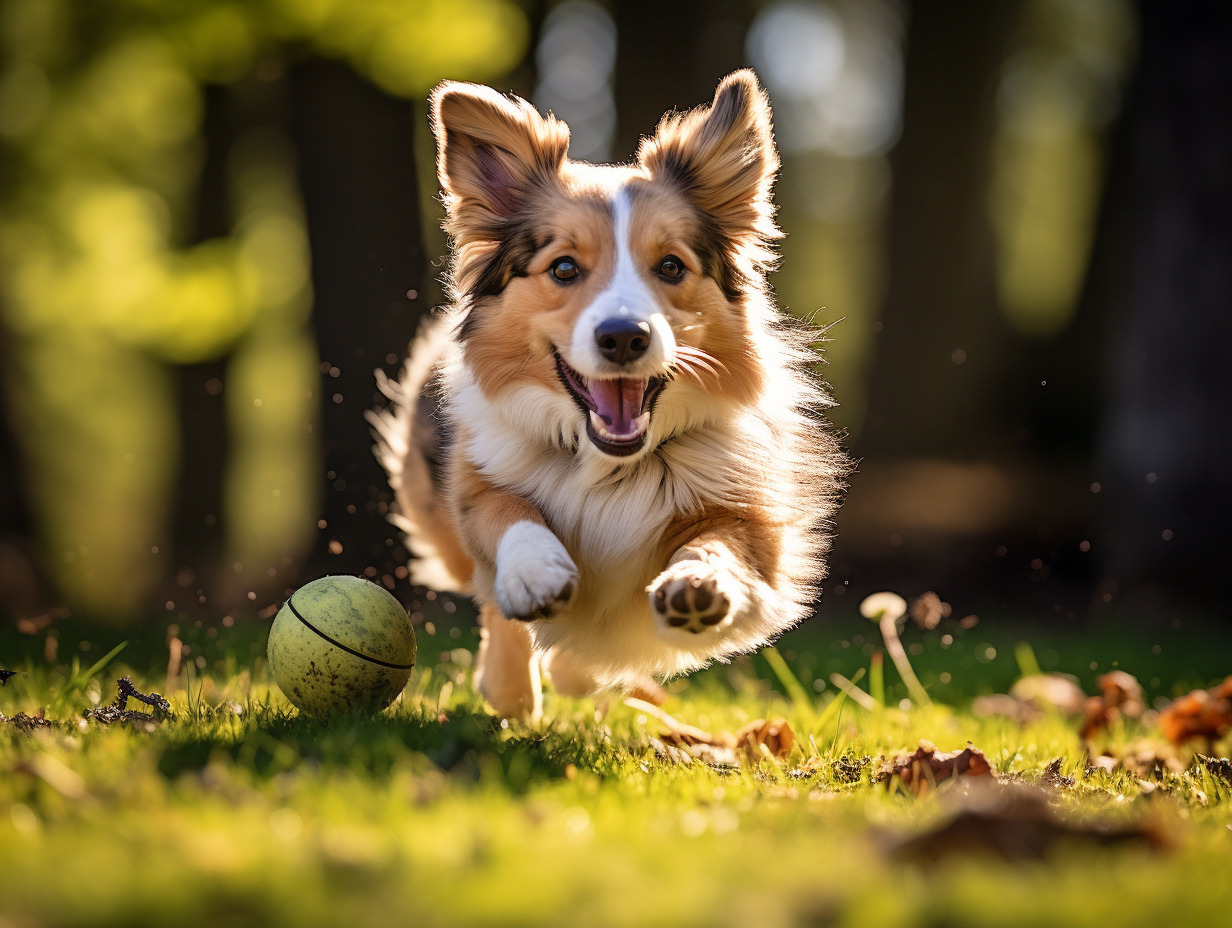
{"left": 648, "top": 517, "right": 775, "bottom": 639}
{"left": 452, "top": 455, "right": 578, "bottom": 717}
{"left": 474, "top": 602, "right": 542, "bottom": 720}
{"left": 452, "top": 458, "right": 579, "bottom": 621}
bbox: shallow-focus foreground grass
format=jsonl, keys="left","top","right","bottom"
{"left": 2, "top": 608, "right": 1231, "bottom": 928}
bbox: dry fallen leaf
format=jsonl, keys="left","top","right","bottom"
{"left": 627, "top": 697, "right": 740, "bottom": 767}
{"left": 875, "top": 740, "right": 994, "bottom": 796}
{"left": 888, "top": 780, "right": 1171, "bottom": 863}
{"left": 1193, "top": 754, "right": 1232, "bottom": 786}
{"left": 651, "top": 733, "right": 740, "bottom": 767}
{"left": 83, "top": 677, "right": 172, "bottom": 727}
{"left": 1038, "top": 758, "right": 1077, "bottom": 789}
{"left": 735, "top": 717, "right": 796, "bottom": 763}
{"left": 629, "top": 699, "right": 797, "bottom": 768}
{"left": 1080, "top": 670, "right": 1147, "bottom": 739}
{"left": 909, "top": 591, "right": 951, "bottom": 630}
{"left": 974, "top": 674, "right": 1087, "bottom": 724}
{"left": 0, "top": 708, "right": 53, "bottom": 734}
{"left": 1157, "top": 677, "right": 1232, "bottom": 747}
{"left": 1012, "top": 673, "right": 1088, "bottom": 716}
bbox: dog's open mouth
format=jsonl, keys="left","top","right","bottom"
{"left": 555, "top": 353, "right": 666, "bottom": 457}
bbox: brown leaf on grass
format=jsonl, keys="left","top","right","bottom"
{"left": 875, "top": 740, "right": 994, "bottom": 796}
{"left": 735, "top": 717, "right": 796, "bottom": 763}
{"left": 973, "top": 693, "right": 1041, "bottom": 724}
{"left": 1193, "top": 754, "right": 1232, "bottom": 787}
{"left": 652, "top": 730, "right": 741, "bottom": 768}
{"left": 1038, "top": 758, "right": 1077, "bottom": 789}
{"left": 1083, "top": 741, "right": 1185, "bottom": 781}
{"left": 630, "top": 699, "right": 796, "bottom": 768}
{"left": 1011, "top": 673, "right": 1088, "bottom": 715}
{"left": 888, "top": 780, "right": 1172, "bottom": 863}
{"left": 833, "top": 755, "right": 872, "bottom": 784}
{"left": 1080, "top": 670, "right": 1147, "bottom": 739}
{"left": 1157, "top": 676, "right": 1232, "bottom": 747}
{"left": 627, "top": 697, "right": 740, "bottom": 767}
{"left": 1087, "top": 754, "right": 1119, "bottom": 775}
{"left": 83, "top": 677, "right": 173, "bottom": 727}
{"left": 1119, "top": 743, "right": 1185, "bottom": 780}
{"left": 0, "top": 708, "right": 53, "bottom": 734}
{"left": 909, "top": 591, "right": 951, "bottom": 630}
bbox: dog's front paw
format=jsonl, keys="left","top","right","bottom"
{"left": 649, "top": 559, "right": 737, "bottom": 637}
{"left": 495, "top": 521, "right": 579, "bottom": 621}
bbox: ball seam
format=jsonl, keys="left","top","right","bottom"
{"left": 285, "top": 597, "right": 415, "bottom": 670}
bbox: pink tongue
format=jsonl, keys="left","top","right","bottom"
{"left": 587, "top": 378, "right": 647, "bottom": 436}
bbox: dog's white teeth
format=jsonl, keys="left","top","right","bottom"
{"left": 589, "top": 411, "right": 649, "bottom": 442}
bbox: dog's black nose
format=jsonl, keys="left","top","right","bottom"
{"left": 595, "top": 318, "right": 651, "bottom": 364}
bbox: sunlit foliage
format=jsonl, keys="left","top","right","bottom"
{"left": 991, "top": 0, "right": 1137, "bottom": 336}
{"left": 0, "top": 0, "right": 529, "bottom": 616}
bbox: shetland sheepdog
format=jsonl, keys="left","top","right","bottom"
{"left": 369, "top": 70, "right": 846, "bottom": 719}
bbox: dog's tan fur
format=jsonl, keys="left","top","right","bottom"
{"left": 370, "top": 71, "right": 846, "bottom": 718}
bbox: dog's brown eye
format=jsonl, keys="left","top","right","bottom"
{"left": 657, "top": 255, "right": 684, "bottom": 281}
{"left": 549, "top": 257, "right": 580, "bottom": 283}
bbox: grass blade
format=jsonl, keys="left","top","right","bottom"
{"left": 869, "top": 651, "right": 885, "bottom": 707}
{"left": 762, "top": 647, "right": 813, "bottom": 713}
{"left": 814, "top": 667, "right": 865, "bottom": 731}
{"left": 1015, "top": 641, "right": 1043, "bottom": 678}
{"left": 68, "top": 641, "right": 128, "bottom": 691}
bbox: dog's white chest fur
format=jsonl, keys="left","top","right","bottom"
{"left": 450, "top": 362, "right": 767, "bottom": 687}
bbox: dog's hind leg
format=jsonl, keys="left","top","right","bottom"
{"left": 474, "top": 601, "right": 542, "bottom": 721}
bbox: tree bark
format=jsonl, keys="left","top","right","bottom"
{"left": 0, "top": 318, "right": 45, "bottom": 622}
{"left": 170, "top": 82, "right": 237, "bottom": 604}
{"left": 289, "top": 59, "right": 428, "bottom": 582}
{"left": 613, "top": 0, "right": 753, "bottom": 157}
{"left": 1092, "top": 0, "right": 1232, "bottom": 604}
{"left": 857, "top": 0, "right": 1024, "bottom": 459}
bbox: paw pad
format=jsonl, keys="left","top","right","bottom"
{"left": 650, "top": 565, "right": 731, "bottom": 635}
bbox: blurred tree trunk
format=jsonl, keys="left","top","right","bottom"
{"left": 613, "top": 0, "right": 752, "bottom": 157}
{"left": 171, "top": 82, "right": 237, "bottom": 606}
{"left": 290, "top": 60, "right": 428, "bottom": 583}
{"left": 0, "top": 319, "right": 45, "bottom": 623}
{"left": 857, "top": 0, "right": 1023, "bottom": 459}
{"left": 1091, "top": 0, "right": 1232, "bottom": 605}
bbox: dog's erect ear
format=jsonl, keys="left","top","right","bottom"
{"left": 638, "top": 70, "right": 780, "bottom": 252}
{"left": 431, "top": 82, "right": 570, "bottom": 239}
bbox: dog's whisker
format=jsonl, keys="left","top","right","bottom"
{"left": 671, "top": 358, "right": 712, "bottom": 388}
{"left": 675, "top": 344, "right": 729, "bottom": 376}
{"left": 674, "top": 351, "right": 722, "bottom": 381}
{"left": 677, "top": 365, "right": 707, "bottom": 388}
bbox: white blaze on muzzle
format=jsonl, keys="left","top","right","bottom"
{"left": 568, "top": 185, "right": 677, "bottom": 378}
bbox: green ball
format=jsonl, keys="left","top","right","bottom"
{"left": 267, "top": 575, "right": 416, "bottom": 716}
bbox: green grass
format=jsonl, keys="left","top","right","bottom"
{"left": 2, "top": 606, "right": 1231, "bottom": 928}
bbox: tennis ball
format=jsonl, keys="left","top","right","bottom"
{"left": 267, "top": 575, "right": 416, "bottom": 716}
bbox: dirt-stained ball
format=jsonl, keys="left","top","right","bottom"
{"left": 267, "top": 575, "right": 416, "bottom": 716}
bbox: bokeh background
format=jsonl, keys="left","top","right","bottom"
{"left": 1, "top": 0, "right": 1228, "bottom": 633}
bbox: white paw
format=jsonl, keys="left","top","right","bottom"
{"left": 494, "top": 521, "right": 579, "bottom": 621}
{"left": 649, "top": 558, "right": 741, "bottom": 638}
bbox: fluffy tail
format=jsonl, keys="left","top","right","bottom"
{"left": 366, "top": 316, "right": 473, "bottom": 592}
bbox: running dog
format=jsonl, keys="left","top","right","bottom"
{"left": 370, "top": 70, "right": 846, "bottom": 719}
